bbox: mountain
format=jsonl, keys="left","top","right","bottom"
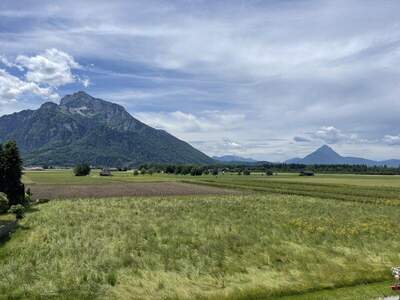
{"left": 285, "top": 145, "right": 400, "bottom": 167}
{"left": 0, "top": 91, "right": 214, "bottom": 166}
{"left": 302, "top": 145, "right": 345, "bottom": 165}
{"left": 213, "top": 155, "right": 258, "bottom": 163}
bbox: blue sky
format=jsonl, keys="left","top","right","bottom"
{"left": 1, "top": 0, "right": 400, "bottom": 161}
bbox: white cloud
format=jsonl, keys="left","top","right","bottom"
{"left": 0, "top": 49, "right": 88, "bottom": 104}
{"left": 383, "top": 135, "right": 400, "bottom": 145}
{"left": 16, "top": 48, "right": 80, "bottom": 87}
{"left": 79, "top": 77, "right": 91, "bottom": 88}
{"left": 0, "top": 69, "right": 57, "bottom": 103}
{"left": 0, "top": 55, "right": 23, "bottom": 70}
{"left": 135, "top": 110, "right": 245, "bottom": 134}
{"left": 312, "top": 126, "right": 346, "bottom": 144}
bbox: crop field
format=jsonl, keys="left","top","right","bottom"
{"left": 0, "top": 170, "right": 397, "bottom": 299}
{"left": 23, "top": 169, "right": 400, "bottom": 187}
{"left": 28, "top": 182, "right": 236, "bottom": 200}
{"left": 189, "top": 174, "right": 400, "bottom": 206}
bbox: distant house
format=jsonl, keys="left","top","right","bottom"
{"left": 100, "top": 168, "right": 113, "bottom": 176}
{"left": 299, "top": 170, "right": 315, "bottom": 176}
{"left": 24, "top": 166, "right": 44, "bottom": 171}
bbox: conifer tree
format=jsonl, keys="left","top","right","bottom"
{"left": 0, "top": 144, "right": 4, "bottom": 192}
{"left": 2, "top": 141, "right": 24, "bottom": 205}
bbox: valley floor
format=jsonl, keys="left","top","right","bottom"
{"left": 0, "top": 171, "right": 398, "bottom": 299}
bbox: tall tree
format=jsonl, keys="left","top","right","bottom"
{"left": 2, "top": 141, "right": 24, "bottom": 205}
{"left": 0, "top": 144, "right": 4, "bottom": 192}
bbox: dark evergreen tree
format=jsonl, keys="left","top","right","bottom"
{"left": 2, "top": 141, "right": 24, "bottom": 205}
{"left": 0, "top": 144, "right": 4, "bottom": 192}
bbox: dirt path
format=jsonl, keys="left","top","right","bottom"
{"left": 27, "top": 182, "right": 237, "bottom": 200}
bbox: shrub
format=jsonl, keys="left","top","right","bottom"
{"left": 8, "top": 204, "right": 25, "bottom": 220}
{"left": 74, "top": 164, "right": 91, "bottom": 176}
{"left": 266, "top": 170, "right": 273, "bottom": 176}
{"left": 0, "top": 193, "right": 9, "bottom": 214}
{"left": 133, "top": 170, "right": 139, "bottom": 176}
{"left": 243, "top": 169, "right": 251, "bottom": 176}
{"left": 212, "top": 169, "right": 219, "bottom": 176}
{"left": 23, "top": 187, "right": 32, "bottom": 205}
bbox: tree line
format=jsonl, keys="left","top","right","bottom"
{"left": 137, "top": 162, "right": 400, "bottom": 175}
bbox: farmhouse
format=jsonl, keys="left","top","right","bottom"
{"left": 100, "top": 168, "right": 113, "bottom": 176}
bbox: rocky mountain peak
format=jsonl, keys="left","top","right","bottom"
{"left": 60, "top": 91, "right": 94, "bottom": 107}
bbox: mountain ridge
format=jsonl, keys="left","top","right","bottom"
{"left": 0, "top": 91, "right": 214, "bottom": 167}
{"left": 286, "top": 145, "right": 400, "bottom": 167}
{"left": 213, "top": 155, "right": 258, "bottom": 163}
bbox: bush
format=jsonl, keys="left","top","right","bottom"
{"left": 0, "top": 193, "right": 9, "bottom": 214}
{"left": 74, "top": 164, "right": 91, "bottom": 176}
{"left": 212, "top": 169, "right": 219, "bottom": 176}
{"left": 243, "top": 169, "right": 251, "bottom": 176}
{"left": 8, "top": 204, "right": 25, "bottom": 220}
{"left": 266, "top": 170, "right": 273, "bottom": 176}
{"left": 133, "top": 170, "right": 139, "bottom": 176}
{"left": 23, "top": 187, "right": 32, "bottom": 205}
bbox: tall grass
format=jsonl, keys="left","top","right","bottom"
{"left": 0, "top": 194, "right": 399, "bottom": 299}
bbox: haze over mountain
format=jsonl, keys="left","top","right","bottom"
{"left": 0, "top": 92, "right": 214, "bottom": 166}
{"left": 213, "top": 155, "right": 258, "bottom": 163}
{"left": 286, "top": 145, "right": 400, "bottom": 167}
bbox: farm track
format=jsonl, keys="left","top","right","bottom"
{"left": 27, "top": 181, "right": 238, "bottom": 200}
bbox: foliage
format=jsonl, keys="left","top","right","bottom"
{"left": 190, "top": 167, "right": 203, "bottom": 176}
{"left": 0, "top": 141, "right": 25, "bottom": 206}
{"left": 73, "top": 163, "right": 91, "bottom": 176}
{"left": 133, "top": 170, "right": 139, "bottom": 176}
{"left": 8, "top": 204, "right": 25, "bottom": 219}
{"left": 139, "top": 162, "right": 400, "bottom": 176}
{"left": 0, "top": 192, "right": 9, "bottom": 213}
{"left": 243, "top": 169, "right": 251, "bottom": 175}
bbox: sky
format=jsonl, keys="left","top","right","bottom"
{"left": 1, "top": 0, "right": 400, "bottom": 162}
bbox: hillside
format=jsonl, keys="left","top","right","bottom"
{"left": 0, "top": 91, "right": 214, "bottom": 166}
{"left": 212, "top": 155, "right": 258, "bottom": 163}
{"left": 286, "top": 145, "right": 400, "bottom": 167}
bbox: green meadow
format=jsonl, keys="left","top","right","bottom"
{"left": 0, "top": 170, "right": 398, "bottom": 299}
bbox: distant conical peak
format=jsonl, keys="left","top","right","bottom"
{"left": 316, "top": 145, "right": 336, "bottom": 152}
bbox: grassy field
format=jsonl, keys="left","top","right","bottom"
{"left": 0, "top": 193, "right": 399, "bottom": 299}
{"left": 0, "top": 170, "right": 397, "bottom": 299}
